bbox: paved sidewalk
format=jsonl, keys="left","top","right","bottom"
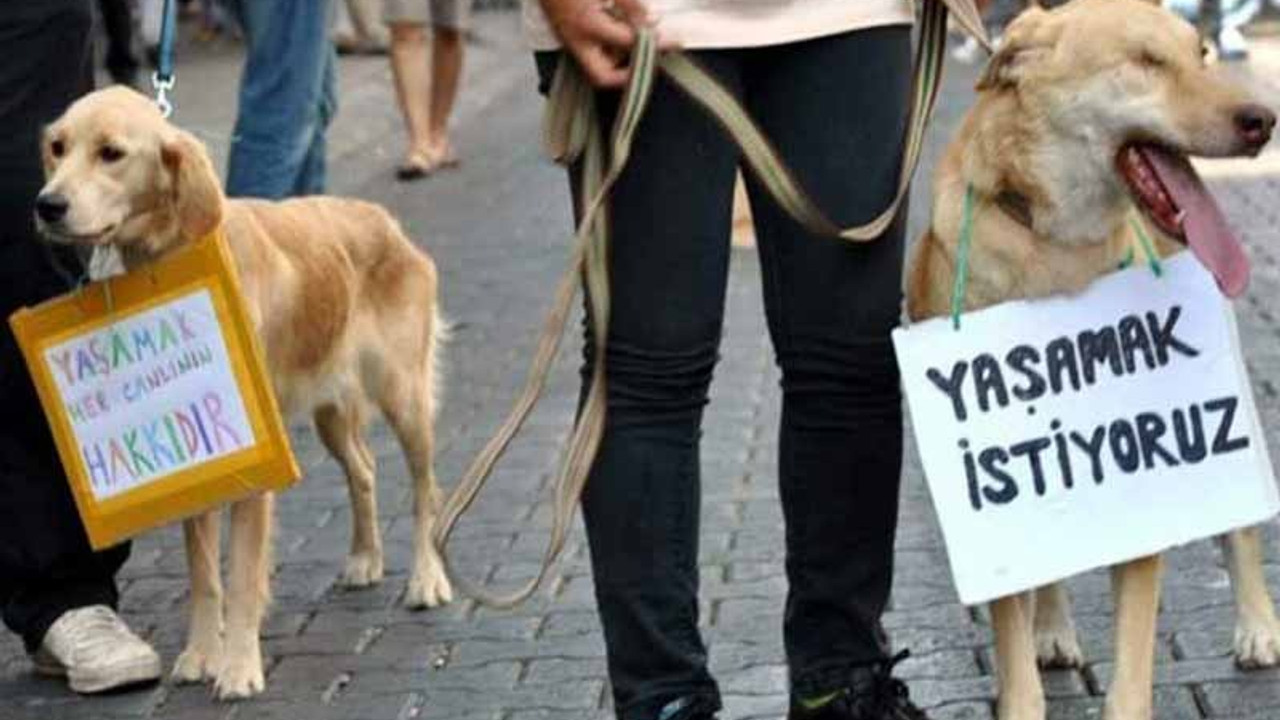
{"left": 4, "top": 12, "right": 1280, "bottom": 720}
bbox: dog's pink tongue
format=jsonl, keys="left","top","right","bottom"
{"left": 1140, "top": 147, "right": 1250, "bottom": 297}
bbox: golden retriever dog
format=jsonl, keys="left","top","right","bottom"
{"left": 906, "top": 0, "right": 1275, "bottom": 718}
{"left": 34, "top": 87, "right": 454, "bottom": 699}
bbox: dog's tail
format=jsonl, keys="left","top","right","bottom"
{"left": 427, "top": 306, "right": 450, "bottom": 423}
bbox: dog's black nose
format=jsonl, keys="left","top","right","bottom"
{"left": 34, "top": 193, "right": 70, "bottom": 224}
{"left": 1235, "top": 104, "right": 1277, "bottom": 148}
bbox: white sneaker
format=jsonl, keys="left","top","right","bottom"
{"left": 32, "top": 605, "right": 161, "bottom": 694}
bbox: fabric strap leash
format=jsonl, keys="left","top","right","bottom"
{"left": 434, "top": 2, "right": 990, "bottom": 609}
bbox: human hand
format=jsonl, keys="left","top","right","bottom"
{"left": 538, "top": 0, "right": 654, "bottom": 88}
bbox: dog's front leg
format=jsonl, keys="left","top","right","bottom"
{"left": 1033, "top": 583, "right": 1083, "bottom": 668}
{"left": 173, "top": 511, "right": 223, "bottom": 683}
{"left": 1222, "top": 527, "right": 1280, "bottom": 668}
{"left": 993, "top": 592, "right": 1045, "bottom": 720}
{"left": 214, "top": 492, "right": 274, "bottom": 700}
{"left": 1103, "top": 555, "right": 1162, "bottom": 720}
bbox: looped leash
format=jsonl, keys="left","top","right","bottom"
{"left": 151, "top": 0, "right": 178, "bottom": 118}
{"left": 434, "top": 1, "right": 990, "bottom": 608}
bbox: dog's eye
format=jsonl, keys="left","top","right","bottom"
{"left": 1138, "top": 50, "right": 1167, "bottom": 69}
{"left": 50, "top": 140, "right": 65, "bottom": 158}
{"left": 99, "top": 145, "right": 125, "bottom": 163}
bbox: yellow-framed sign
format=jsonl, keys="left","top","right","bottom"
{"left": 9, "top": 232, "right": 299, "bottom": 550}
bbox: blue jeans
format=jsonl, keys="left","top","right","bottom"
{"left": 225, "top": 0, "right": 337, "bottom": 198}
{"left": 538, "top": 24, "right": 913, "bottom": 720}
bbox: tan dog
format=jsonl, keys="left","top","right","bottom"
{"left": 906, "top": 1, "right": 1276, "bottom": 718}
{"left": 34, "top": 87, "right": 454, "bottom": 699}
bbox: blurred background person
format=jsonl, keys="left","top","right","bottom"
{"left": 387, "top": 0, "right": 468, "bottom": 180}
{"left": 335, "top": 0, "right": 390, "bottom": 55}
{"left": 95, "top": 0, "right": 141, "bottom": 86}
{"left": 224, "top": 0, "right": 337, "bottom": 198}
{"left": 1167, "top": 0, "right": 1263, "bottom": 60}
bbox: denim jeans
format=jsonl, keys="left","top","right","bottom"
{"left": 538, "top": 24, "right": 913, "bottom": 720}
{"left": 225, "top": 0, "right": 337, "bottom": 198}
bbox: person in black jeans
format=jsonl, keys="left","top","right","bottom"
{"left": 0, "top": 0, "right": 160, "bottom": 695}
{"left": 530, "top": 1, "right": 928, "bottom": 719}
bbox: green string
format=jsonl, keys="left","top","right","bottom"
{"left": 1117, "top": 247, "right": 1135, "bottom": 270}
{"left": 950, "top": 184, "right": 976, "bottom": 330}
{"left": 1127, "top": 216, "right": 1164, "bottom": 277}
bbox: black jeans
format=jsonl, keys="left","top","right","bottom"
{"left": 538, "top": 24, "right": 912, "bottom": 720}
{"left": 0, "top": 0, "right": 130, "bottom": 654}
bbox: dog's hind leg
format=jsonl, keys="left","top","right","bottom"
{"left": 316, "top": 402, "right": 384, "bottom": 587}
{"left": 1222, "top": 527, "right": 1280, "bottom": 668}
{"left": 993, "top": 592, "right": 1046, "bottom": 720}
{"left": 1034, "top": 582, "right": 1083, "bottom": 669}
{"left": 379, "top": 338, "right": 452, "bottom": 610}
{"left": 173, "top": 511, "right": 223, "bottom": 683}
{"left": 214, "top": 492, "right": 275, "bottom": 700}
{"left": 1103, "top": 554, "right": 1162, "bottom": 720}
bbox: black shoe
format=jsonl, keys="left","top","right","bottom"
{"left": 788, "top": 651, "right": 929, "bottom": 720}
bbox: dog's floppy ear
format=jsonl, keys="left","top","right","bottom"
{"left": 161, "top": 128, "right": 223, "bottom": 241}
{"left": 976, "top": 7, "right": 1057, "bottom": 91}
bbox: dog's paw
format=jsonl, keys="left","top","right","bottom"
{"left": 171, "top": 644, "right": 221, "bottom": 685}
{"left": 213, "top": 655, "right": 265, "bottom": 701}
{"left": 405, "top": 563, "right": 454, "bottom": 610}
{"left": 1036, "top": 628, "right": 1084, "bottom": 669}
{"left": 1102, "top": 701, "right": 1150, "bottom": 720}
{"left": 341, "top": 551, "right": 385, "bottom": 588}
{"left": 996, "top": 695, "right": 1046, "bottom": 720}
{"left": 1235, "top": 617, "right": 1280, "bottom": 669}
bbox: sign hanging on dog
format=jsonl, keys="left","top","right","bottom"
{"left": 10, "top": 232, "right": 299, "bottom": 550}
{"left": 893, "top": 253, "right": 1279, "bottom": 605}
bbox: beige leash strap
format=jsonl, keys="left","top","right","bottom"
{"left": 435, "top": 1, "right": 988, "bottom": 609}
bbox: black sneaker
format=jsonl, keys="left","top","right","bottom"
{"left": 788, "top": 651, "right": 929, "bottom": 720}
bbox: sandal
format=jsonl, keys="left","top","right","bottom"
{"left": 432, "top": 145, "right": 461, "bottom": 171}
{"left": 396, "top": 148, "right": 436, "bottom": 181}
{"left": 395, "top": 145, "right": 461, "bottom": 181}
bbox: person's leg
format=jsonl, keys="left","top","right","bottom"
{"left": 427, "top": 25, "right": 462, "bottom": 161}
{"left": 426, "top": 0, "right": 468, "bottom": 162}
{"left": 387, "top": 20, "right": 434, "bottom": 166}
{"left": 293, "top": 46, "right": 337, "bottom": 196}
{"left": 740, "top": 26, "right": 913, "bottom": 702}
{"left": 224, "top": 0, "right": 337, "bottom": 199}
{"left": 534, "top": 52, "right": 743, "bottom": 720}
{"left": 349, "top": 0, "right": 390, "bottom": 49}
{"left": 0, "top": 0, "right": 133, "bottom": 652}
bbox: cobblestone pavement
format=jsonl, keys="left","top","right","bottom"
{"left": 4, "top": 12, "right": 1280, "bottom": 720}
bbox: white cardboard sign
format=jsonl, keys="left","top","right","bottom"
{"left": 893, "top": 253, "right": 1279, "bottom": 605}
{"left": 42, "top": 289, "right": 256, "bottom": 501}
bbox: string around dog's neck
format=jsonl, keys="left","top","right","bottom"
{"left": 950, "top": 185, "right": 977, "bottom": 330}
{"left": 952, "top": 185, "right": 1032, "bottom": 331}
{"left": 950, "top": 184, "right": 1165, "bottom": 331}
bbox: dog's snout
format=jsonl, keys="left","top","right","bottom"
{"left": 34, "top": 192, "right": 70, "bottom": 224}
{"left": 1234, "top": 104, "right": 1276, "bottom": 149}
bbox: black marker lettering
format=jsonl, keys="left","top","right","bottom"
{"left": 1147, "top": 306, "right": 1200, "bottom": 364}
{"left": 927, "top": 362, "right": 969, "bottom": 422}
{"left": 1206, "top": 397, "right": 1250, "bottom": 454}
